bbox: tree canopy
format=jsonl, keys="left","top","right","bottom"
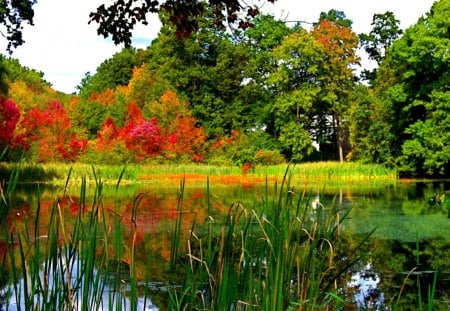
{"left": 89, "top": 0, "right": 277, "bottom": 46}
{"left": 0, "top": 0, "right": 277, "bottom": 52}
{"left": 1, "top": 0, "right": 450, "bottom": 177}
{"left": 0, "top": 0, "right": 35, "bottom": 53}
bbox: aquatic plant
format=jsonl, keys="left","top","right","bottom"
{"left": 1, "top": 164, "right": 435, "bottom": 311}
{"left": 168, "top": 168, "right": 371, "bottom": 310}
{"left": 0, "top": 166, "right": 144, "bottom": 310}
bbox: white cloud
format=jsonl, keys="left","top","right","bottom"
{"left": 1, "top": 0, "right": 437, "bottom": 93}
{"left": 264, "top": 0, "right": 435, "bottom": 33}
{"left": 2, "top": 0, "right": 160, "bottom": 94}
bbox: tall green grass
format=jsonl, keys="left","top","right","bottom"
{"left": 1, "top": 164, "right": 427, "bottom": 311}
{"left": 167, "top": 168, "right": 372, "bottom": 310}
{"left": 0, "top": 161, "right": 397, "bottom": 186}
{"left": 0, "top": 166, "right": 138, "bottom": 310}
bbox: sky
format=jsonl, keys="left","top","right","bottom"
{"left": 0, "top": 0, "right": 437, "bottom": 94}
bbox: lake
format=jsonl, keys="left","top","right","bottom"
{"left": 1, "top": 176, "right": 450, "bottom": 310}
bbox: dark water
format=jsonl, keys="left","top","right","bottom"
{"left": 2, "top": 179, "right": 450, "bottom": 309}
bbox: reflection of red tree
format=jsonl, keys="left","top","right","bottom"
{"left": 58, "top": 195, "right": 85, "bottom": 216}
{"left": 122, "top": 193, "right": 179, "bottom": 233}
{"left": 6, "top": 204, "right": 31, "bottom": 233}
{"left": 191, "top": 189, "right": 204, "bottom": 200}
{"left": 0, "top": 240, "right": 7, "bottom": 259}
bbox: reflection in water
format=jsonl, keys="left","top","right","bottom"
{"left": 348, "top": 263, "right": 384, "bottom": 309}
{"left": 2, "top": 179, "right": 450, "bottom": 309}
{"left": 0, "top": 254, "right": 159, "bottom": 311}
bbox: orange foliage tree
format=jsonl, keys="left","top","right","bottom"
{"left": 311, "top": 19, "right": 359, "bottom": 162}
{"left": 145, "top": 91, "right": 207, "bottom": 162}
{"left": 125, "top": 64, "right": 172, "bottom": 108}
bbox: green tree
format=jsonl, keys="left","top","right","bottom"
{"left": 242, "top": 14, "right": 292, "bottom": 136}
{"left": 347, "top": 85, "right": 395, "bottom": 164}
{"left": 400, "top": 91, "right": 450, "bottom": 175}
{"left": 0, "top": 56, "right": 8, "bottom": 96}
{"left": 375, "top": 0, "right": 450, "bottom": 176}
{"left": 269, "top": 28, "right": 324, "bottom": 161}
{"left": 359, "top": 11, "right": 403, "bottom": 82}
{"left": 143, "top": 9, "right": 255, "bottom": 137}
{"left": 77, "top": 47, "right": 147, "bottom": 99}
{"left": 317, "top": 9, "right": 352, "bottom": 28}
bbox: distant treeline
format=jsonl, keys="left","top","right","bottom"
{"left": 0, "top": 0, "right": 449, "bottom": 177}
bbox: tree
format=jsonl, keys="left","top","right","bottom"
{"left": 144, "top": 91, "right": 206, "bottom": 161}
{"left": 242, "top": 15, "right": 292, "bottom": 136}
{"left": 269, "top": 12, "right": 359, "bottom": 162}
{"left": 142, "top": 9, "right": 255, "bottom": 137}
{"left": 89, "top": 0, "right": 277, "bottom": 46}
{"left": 125, "top": 64, "right": 174, "bottom": 108}
{"left": 0, "top": 0, "right": 35, "bottom": 53}
{"left": 0, "top": 56, "right": 8, "bottom": 96}
{"left": 0, "top": 56, "right": 53, "bottom": 108}
{"left": 311, "top": 18, "right": 360, "bottom": 162}
{"left": 0, "top": 97, "right": 20, "bottom": 148}
{"left": 1, "top": 0, "right": 277, "bottom": 53}
{"left": 269, "top": 28, "right": 324, "bottom": 161}
{"left": 347, "top": 85, "right": 395, "bottom": 165}
{"left": 374, "top": 0, "right": 450, "bottom": 176}
{"left": 20, "top": 101, "right": 87, "bottom": 162}
{"left": 359, "top": 11, "right": 403, "bottom": 82}
{"left": 317, "top": 9, "right": 353, "bottom": 28}
{"left": 126, "top": 118, "right": 163, "bottom": 160}
{"left": 77, "top": 47, "right": 148, "bottom": 99}
{"left": 400, "top": 91, "right": 450, "bottom": 175}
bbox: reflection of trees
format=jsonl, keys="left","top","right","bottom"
{"left": 357, "top": 238, "right": 450, "bottom": 309}
{"left": 3, "top": 180, "right": 450, "bottom": 309}
{"left": 401, "top": 200, "right": 425, "bottom": 215}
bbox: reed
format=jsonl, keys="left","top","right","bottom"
{"left": 0, "top": 165, "right": 138, "bottom": 310}
{"left": 392, "top": 235, "right": 439, "bottom": 311}
{"left": 0, "top": 161, "right": 397, "bottom": 186}
{"left": 168, "top": 167, "right": 372, "bottom": 310}
{"left": 0, "top": 164, "right": 420, "bottom": 311}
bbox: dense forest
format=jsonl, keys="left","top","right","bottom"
{"left": 0, "top": 0, "right": 449, "bottom": 177}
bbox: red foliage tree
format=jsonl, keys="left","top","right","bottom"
{"left": 125, "top": 118, "right": 162, "bottom": 161}
{"left": 0, "top": 97, "right": 21, "bottom": 148}
{"left": 116, "top": 103, "right": 163, "bottom": 161}
{"left": 20, "top": 101, "right": 87, "bottom": 162}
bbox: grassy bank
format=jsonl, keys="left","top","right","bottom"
{"left": 0, "top": 161, "right": 397, "bottom": 186}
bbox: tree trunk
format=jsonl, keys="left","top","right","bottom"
{"left": 335, "top": 113, "right": 344, "bottom": 163}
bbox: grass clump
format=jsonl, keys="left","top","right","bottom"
{"left": 0, "top": 161, "right": 397, "bottom": 186}
{"left": 0, "top": 166, "right": 140, "bottom": 310}
{"left": 168, "top": 168, "right": 370, "bottom": 310}
{"left": 0, "top": 164, "right": 399, "bottom": 310}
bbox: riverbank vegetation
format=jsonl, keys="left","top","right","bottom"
{"left": 1, "top": 0, "right": 450, "bottom": 177}
{"left": 0, "top": 167, "right": 369, "bottom": 309}
{"left": 1, "top": 166, "right": 440, "bottom": 310}
{"left": 0, "top": 161, "right": 397, "bottom": 185}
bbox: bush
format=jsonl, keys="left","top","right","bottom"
{"left": 254, "top": 149, "right": 285, "bottom": 165}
